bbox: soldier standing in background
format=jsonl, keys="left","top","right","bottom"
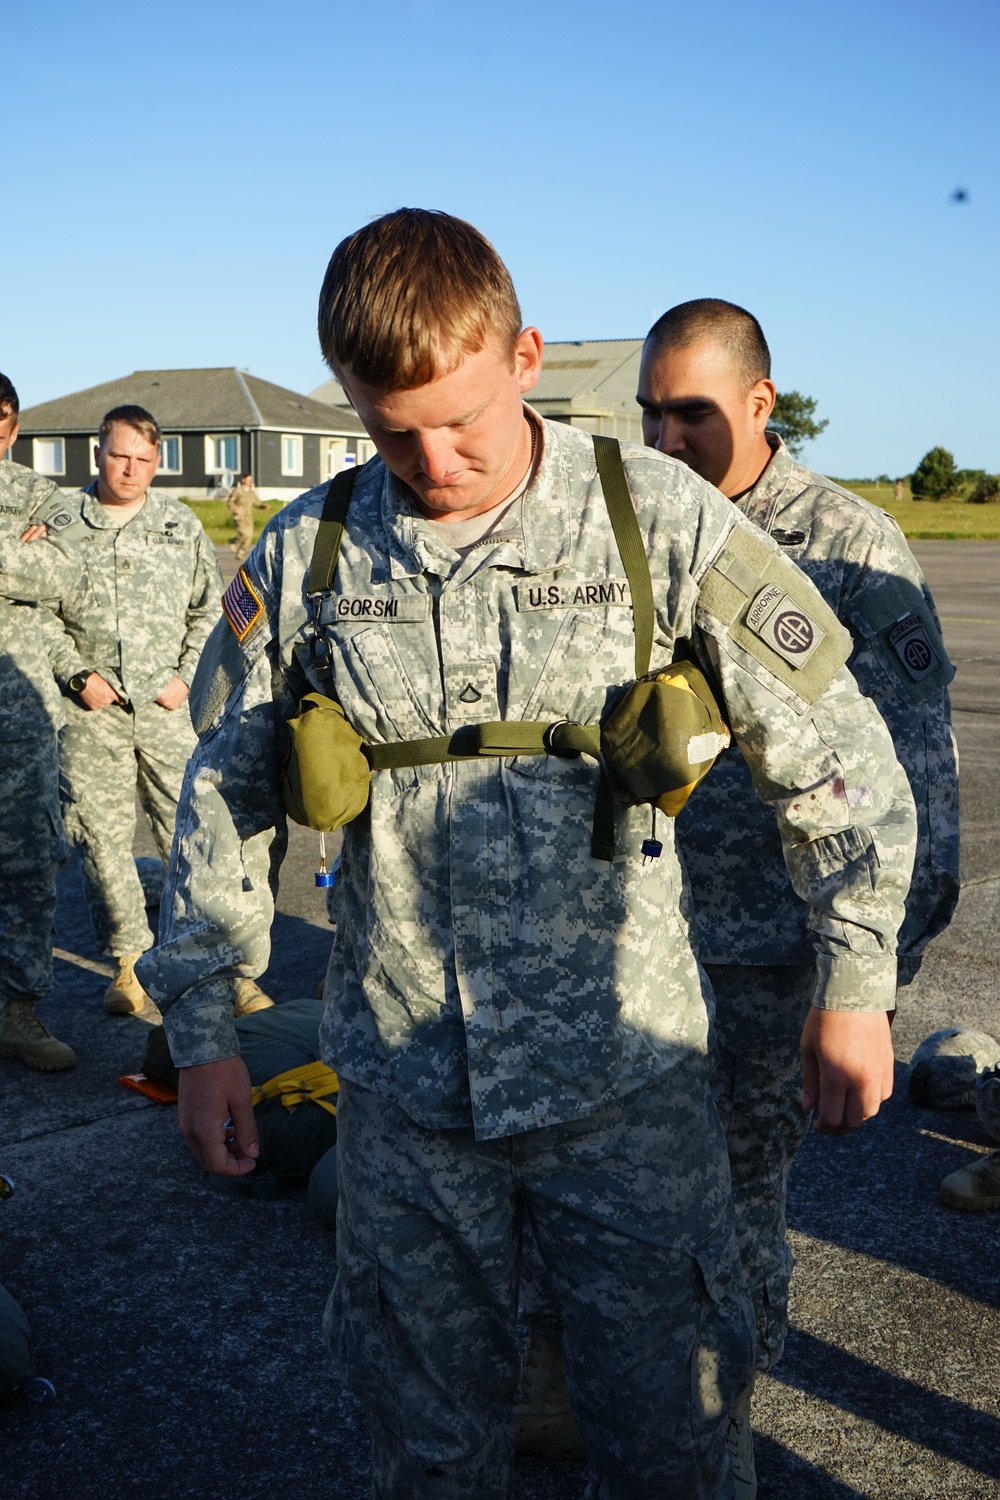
{"left": 40, "top": 405, "right": 242, "bottom": 1016}
{"left": 635, "top": 299, "right": 959, "bottom": 1492}
{"left": 226, "top": 472, "right": 267, "bottom": 562}
{"left": 0, "top": 374, "right": 80, "bottom": 1071}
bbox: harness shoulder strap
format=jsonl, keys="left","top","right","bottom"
{"left": 307, "top": 465, "right": 361, "bottom": 596}
{"left": 592, "top": 436, "right": 654, "bottom": 678}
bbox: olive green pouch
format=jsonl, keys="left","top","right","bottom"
{"left": 601, "top": 659, "right": 730, "bottom": 816}
{"left": 282, "top": 690, "right": 370, "bottom": 832}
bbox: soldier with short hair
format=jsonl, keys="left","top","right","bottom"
{"left": 43, "top": 405, "right": 229, "bottom": 1015}
{"left": 0, "top": 373, "right": 80, "bottom": 1071}
{"left": 637, "top": 299, "right": 959, "bottom": 1490}
{"left": 139, "top": 213, "right": 918, "bottom": 1499}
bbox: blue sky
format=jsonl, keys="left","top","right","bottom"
{"left": 7, "top": 0, "right": 998, "bottom": 476}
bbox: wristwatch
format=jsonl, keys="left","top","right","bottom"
{"left": 68, "top": 671, "right": 92, "bottom": 695}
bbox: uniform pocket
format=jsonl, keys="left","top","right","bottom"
{"left": 324, "top": 1223, "right": 401, "bottom": 1436}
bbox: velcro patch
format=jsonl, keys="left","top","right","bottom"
{"left": 222, "top": 567, "right": 264, "bottom": 641}
{"left": 888, "top": 613, "right": 942, "bottom": 681}
{"left": 318, "top": 594, "right": 430, "bottom": 625}
{"left": 745, "top": 584, "right": 826, "bottom": 670}
{"left": 515, "top": 579, "right": 632, "bottom": 611}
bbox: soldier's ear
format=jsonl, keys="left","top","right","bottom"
{"left": 749, "top": 379, "right": 776, "bottom": 433}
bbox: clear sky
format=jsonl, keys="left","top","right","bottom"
{"left": 7, "top": 0, "right": 998, "bottom": 477}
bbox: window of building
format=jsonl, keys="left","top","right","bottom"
{"left": 33, "top": 437, "right": 66, "bottom": 475}
{"left": 281, "top": 434, "right": 303, "bottom": 477}
{"left": 158, "top": 436, "right": 182, "bottom": 474}
{"left": 357, "top": 440, "right": 377, "bottom": 465}
{"left": 205, "top": 434, "right": 240, "bottom": 474}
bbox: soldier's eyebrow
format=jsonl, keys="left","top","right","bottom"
{"left": 636, "top": 395, "right": 719, "bottom": 416}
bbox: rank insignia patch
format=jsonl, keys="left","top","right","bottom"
{"left": 888, "top": 613, "right": 941, "bottom": 681}
{"left": 745, "top": 583, "right": 826, "bottom": 670}
{"left": 222, "top": 567, "right": 264, "bottom": 641}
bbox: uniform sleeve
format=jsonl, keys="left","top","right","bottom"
{"left": 0, "top": 533, "right": 80, "bottom": 605}
{"left": 840, "top": 528, "right": 960, "bottom": 982}
{"left": 176, "top": 524, "right": 224, "bottom": 686}
{"left": 692, "top": 518, "right": 917, "bottom": 1014}
{"left": 134, "top": 544, "right": 297, "bottom": 1067}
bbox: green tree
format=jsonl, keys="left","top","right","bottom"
{"left": 910, "top": 446, "right": 958, "bottom": 500}
{"left": 767, "top": 391, "right": 829, "bottom": 456}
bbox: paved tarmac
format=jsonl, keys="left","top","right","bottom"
{"left": 1, "top": 540, "right": 998, "bottom": 1499}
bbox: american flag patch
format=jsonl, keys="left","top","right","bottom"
{"left": 222, "top": 567, "right": 264, "bottom": 641}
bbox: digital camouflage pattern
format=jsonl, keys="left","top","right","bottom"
{"left": 47, "top": 484, "right": 221, "bottom": 957}
{"left": 0, "top": 460, "right": 81, "bottom": 1006}
{"left": 327, "top": 1071, "right": 753, "bottom": 1500}
{"left": 139, "top": 417, "right": 917, "bottom": 1494}
{"left": 676, "top": 434, "right": 960, "bottom": 1372}
{"left": 140, "top": 417, "right": 916, "bottom": 1104}
{"left": 677, "top": 434, "right": 959, "bottom": 973}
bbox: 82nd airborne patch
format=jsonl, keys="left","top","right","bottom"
{"left": 888, "top": 613, "right": 941, "bottom": 681}
{"left": 744, "top": 583, "right": 827, "bottom": 670}
{"left": 222, "top": 567, "right": 264, "bottom": 641}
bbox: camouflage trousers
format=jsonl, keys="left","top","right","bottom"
{"left": 231, "top": 521, "right": 253, "bottom": 562}
{"left": 705, "top": 963, "right": 815, "bottom": 1374}
{"left": 326, "top": 1071, "right": 754, "bottom": 1500}
{"left": 0, "top": 731, "right": 67, "bottom": 1004}
{"left": 59, "top": 697, "right": 196, "bottom": 957}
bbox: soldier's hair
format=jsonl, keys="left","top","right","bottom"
{"left": 0, "top": 372, "right": 19, "bottom": 419}
{"left": 98, "top": 405, "right": 161, "bottom": 448}
{"left": 317, "top": 208, "right": 523, "bottom": 390}
{"left": 645, "top": 299, "right": 771, "bottom": 391}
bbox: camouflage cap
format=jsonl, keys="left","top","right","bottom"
{"left": 908, "top": 1028, "right": 1000, "bottom": 1110}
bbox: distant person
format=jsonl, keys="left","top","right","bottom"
{"left": 226, "top": 473, "right": 267, "bottom": 563}
{"left": 894, "top": 478, "right": 905, "bottom": 504}
{"left": 40, "top": 405, "right": 270, "bottom": 1017}
{"left": 0, "top": 373, "right": 80, "bottom": 1071}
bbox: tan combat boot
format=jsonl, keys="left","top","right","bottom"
{"left": 513, "top": 1329, "right": 585, "bottom": 1461}
{"left": 233, "top": 978, "right": 275, "bottom": 1016}
{"left": 941, "top": 1150, "right": 1000, "bottom": 1210}
{"left": 0, "top": 1001, "right": 76, "bottom": 1071}
{"left": 726, "top": 1380, "right": 757, "bottom": 1499}
{"left": 104, "top": 954, "right": 150, "bottom": 1015}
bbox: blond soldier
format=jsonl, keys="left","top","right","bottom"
{"left": 139, "top": 213, "right": 917, "bottom": 1500}
{"left": 42, "top": 406, "right": 233, "bottom": 1014}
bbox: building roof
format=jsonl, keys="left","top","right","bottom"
{"left": 310, "top": 375, "right": 352, "bottom": 408}
{"left": 530, "top": 339, "right": 644, "bottom": 412}
{"left": 18, "top": 368, "right": 366, "bottom": 436}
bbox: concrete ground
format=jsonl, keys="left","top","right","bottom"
{"left": 1, "top": 541, "right": 998, "bottom": 1498}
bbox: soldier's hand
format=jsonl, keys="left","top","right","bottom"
{"left": 19, "top": 523, "right": 48, "bottom": 542}
{"left": 79, "top": 673, "right": 124, "bottom": 711}
{"left": 154, "top": 675, "right": 189, "bottom": 711}
{"left": 178, "top": 1056, "right": 259, "bottom": 1177}
{"left": 800, "top": 1007, "right": 895, "bottom": 1136}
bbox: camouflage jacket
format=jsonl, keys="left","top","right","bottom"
{"left": 0, "top": 460, "right": 84, "bottom": 737}
{"left": 42, "top": 484, "right": 222, "bottom": 704}
{"left": 138, "top": 417, "right": 916, "bottom": 1139}
{"left": 676, "top": 435, "right": 959, "bottom": 982}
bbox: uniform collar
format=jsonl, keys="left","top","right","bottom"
{"left": 81, "top": 482, "right": 166, "bottom": 530}
{"left": 732, "top": 432, "right": 799, "bottom": 534}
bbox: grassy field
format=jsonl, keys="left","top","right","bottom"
{"left": 177, "top": 498, "right": 286, "bottom": 548}
{"left": 181, "top": 488, "right": 1000, "bottom": 546}
{"left": 823, "top": 481, "right": 1000, "bottom": 539}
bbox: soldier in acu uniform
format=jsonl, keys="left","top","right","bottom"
{"left": 138, "top": 213, "right": 918, "bottom": 1500}
{"left": 42, "top": 405, "right": 234, "bottom": 1016}
{"left": 0, "top": 373, "right": 81, "bottom": 1071}
{"left": 635, "top": 300, "right": 959, "bottom": 1492}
